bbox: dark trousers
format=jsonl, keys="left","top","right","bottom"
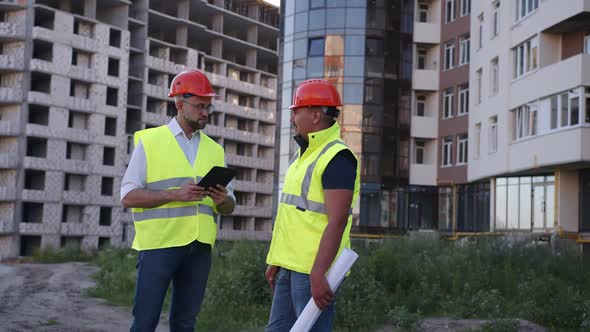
{"left": 130, "top": 240, "right": 212, "bottom": 332}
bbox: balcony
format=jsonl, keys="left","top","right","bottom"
{"left": 233, "top": 205, "right": 272, "bottom": 218}
{"left": 413, "top": 22, "right": 440, "bottom": 44}
{"left": 216, "top": 101, "right": 275, "bottom": 122}
{"left": 0, "top": 154, "right": 18, "bottom": 168}
{"left": 510, "top": 54, "right": 590, "bottom": 109}
{"left": 144, "top": 83, "right": 168, "bottom": 99}
{"left": 411, "top": 116, "right": 438, "bottom": 139}
{"left": 0, "top": 187, "right": 16, "bottom": 201}
{"left": 144, "top": 111, "right": 170, "bottom": 125}
{"left": 207, "top": 72, "right": 275, "bottom": 99}
{"left": 0, "top": 120, "right": 19, "bottom": 136}
{"left": 225, "top": 154, "right": 273, "bottom": 170}
{"left": 233, "top": 180, "right": 272, "bottom": 194}
{"left": 409, "top": 163, "right": 437, "bottom": 186}
{"left": 509, "top": 127, "right": 590, "bottom": 173}
{"left": 206, "top": 124, "right": 274, "bottom": 146}
{"left": 0, "top": 54, "right": 24, "bottom": 71}
{"left": 412, "top": 69, "right": 439, "bottom": 91}
{"left": 0, "top": 22, "right": 25, "bottom": 40}
{"left": 0, "top": 87, "right": 22, "bottom": 104}
{"left": 145, "top": 55, "right": 184, "bottom": 74}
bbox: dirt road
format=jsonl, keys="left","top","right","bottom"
{"left": 0, "top": 262, "right": 167, "bottom": 332}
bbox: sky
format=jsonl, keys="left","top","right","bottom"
{"left": 262, "top": 0, "right": 280, "bottom": 7}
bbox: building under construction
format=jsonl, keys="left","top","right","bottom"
{"left": 0, "top": 0, "right": 279, "bottom": 259}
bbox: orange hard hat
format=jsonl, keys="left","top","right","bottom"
{"left": 289, "top": 79, "right": 342, "bottom": 109}
{"left": 168, "top": 70, "right": 218, "bottom": 98}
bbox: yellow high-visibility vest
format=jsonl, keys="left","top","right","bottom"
{"left": 266, "top": 122, "right": 360, "bottom": 274}
{"left": 131, "top": 125, "right": 224, "bottom": 250}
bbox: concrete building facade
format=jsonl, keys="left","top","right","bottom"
{"left": 0, "top": 0, "right": 279, "bottom": 259}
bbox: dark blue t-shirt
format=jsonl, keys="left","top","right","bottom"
{"left": 321, "top": 150, "right": 357, "bottom": 190}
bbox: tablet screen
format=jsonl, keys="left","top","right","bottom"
{"left": 197, "top": 166, "right": 237, "bottom": 189}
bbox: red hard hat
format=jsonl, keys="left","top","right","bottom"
{"left": 289, "top": 79, "right": 342, "bottom": 109}
{"left": 168, "top": 70, "right": 218, "bottom": 98}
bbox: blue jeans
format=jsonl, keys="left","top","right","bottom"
{"left": 266, "top": 268, "right": 336, "bottom": 332}
{"left": 130, "top": 240, "right": 212, "bottom": 332}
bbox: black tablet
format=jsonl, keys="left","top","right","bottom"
{"left": 197, "top": 166, "right": 237, "bottom": 189}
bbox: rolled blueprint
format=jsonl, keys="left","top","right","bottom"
{"left": 289, "top": 248, "right": 359, "bottom": 332}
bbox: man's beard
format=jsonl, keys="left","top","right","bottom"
{"left": 185, "top": 116, "right": 207, "bottom": 131}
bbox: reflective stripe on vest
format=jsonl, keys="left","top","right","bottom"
{"left": 280, "top": 140, "right": 352, "bottom": 215}
{"left": 145, "top": 176, "right": 205, "bottom": 191}
{"left": 133, "top": 204, "right": 217, "bottom": 222}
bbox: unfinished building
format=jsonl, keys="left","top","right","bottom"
{"left": 0, "top": 0, "right": 278, "bottom": 259}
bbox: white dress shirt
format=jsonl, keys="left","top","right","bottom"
{"left": 120, "top": 117, "right": 235, "bottom": 202}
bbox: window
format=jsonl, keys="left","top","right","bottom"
{"left": 310, "top": 0, "right": 325, "bottom": 8}
{"left": 416, "top": 95, "right": 426, "bottom": 116}
{"left": 516, "top": 0, "right": 538, "bottom": 21}
{"left": 561, "top": 93, "right": 568, "bottom": 128}
{"left": 489, "top": 116, "right": 497, "bottom": 153}
{"left": 513, "top": 36, "right": 538, "bottom": 78}
{"left": 415, "top": 140, "right": 425, "bottom": 164}
{"left": 475, "top": 123, "right": 481, "bottom": 159}
{"left": 551, "top": 95, "right": 558, "bottom": 129}
{"left": 586, "top": 89, "right": 590, "bottom": 123}
{"left": 571, "top": 96, "right": 580, "bottom": 126}
{"left": 476, "top": 68, "right": 482, "bottom": 104}
{"left": 104, "top": 117, "right": 116, "bottom": 136}
{"left": 459, "top": 86, "right": 469, "bottom": 115}
{"left": 308, "top": 38, "right": 325, "bottom": 57}
{"left": 461, "top": 0, "right": 470, "bottom": 16}
{"left": 417, "top": 49, "right": 427, "bottom": 69}
{"left": 492, "top": 1, "right": 500, "bottom": 38}
{"left": 366, "top": 38, "right": 383, "bottom": 56}
{"left": 459, "top": 35, "right": 470, "bottom": 65}
{"left": 491, "top": 57, "right": 499, "bottom": 95}
{"left": 444, "top": 41, "right": 455, "bottom": 70}
{"left": 442, "top": 138, "right": 453, "bottom": 166}
{"left": 457, "top": 135, "right": 468, "bottom": 165}
{"left": 445, "top": 0, "right": 456, "bottom": 23}
{"left": 513, "top": 105, "right": 537, "bottom": 140}
{"left": 478, "top": 14, "right": 484, "bottom": 49}
{"left": 443, "top": 89, "right": 453, "bottom": 119}
{"left": 585, "top": 34, "right": 590, "bottom": 54}
{"left": 418, "top": 3, "right": 429, "bottom": 23}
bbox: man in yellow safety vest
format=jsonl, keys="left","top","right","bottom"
{"left": 265, "top": 79, "right": 360, "bottom": 331}
{"left": 121, "top": 69, "right": 235, "bottom": 332}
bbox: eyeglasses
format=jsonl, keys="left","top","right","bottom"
{"left": 181, "top": 100, "right": 216, "bottom": 114}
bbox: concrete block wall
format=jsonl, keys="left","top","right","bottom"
{"left": 0, "top": 0, "right": 278, "bottom": 258}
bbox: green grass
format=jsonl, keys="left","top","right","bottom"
{"left": 47, "top": 238, "right": 590, "bottom": 331}
{"left": 32, "top": 247, "right": 94, "bottom": 263}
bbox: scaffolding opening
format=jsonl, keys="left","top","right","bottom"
{"left": 34, "top": 7, "right": 54, "bottom": 30}
{"left": 62, "top": 205, "right": 83, "bottom": 223}
{"left": 101, "top": 176, "right": 113, "bottom": 196}
{"left": 99, "top": 206, "right": 112, "bottom": 226}
{"left": 64, "top": 173, "right": 86, "bottom": 192}
{"left": 26, "top": 137, "right": 47, "bottom": 158}
{"left": 19, "top": 235, "right": 41, "bottom": 256}
{"left": 22, "top": 202, "right": 43, "bottom": 223}
{"left": 106, "top": 87, "right": 118, "bottom": 106}
{"left": 30, "top": 72, "right": 51, "bottom": 93}
{"left": 68, "top": 110, "right": 89, "bottom": 130}
{"left": 103, "top": 146, "right": 115, "bottom": 166}
{"left": 32, "top": 39, "right": 53, "bottom": 62}
{"left": 104, "top": 116, "right": 117, "bottom": 136}
{"left": 24, "top": 169, "right": 45, "bottom": 190}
